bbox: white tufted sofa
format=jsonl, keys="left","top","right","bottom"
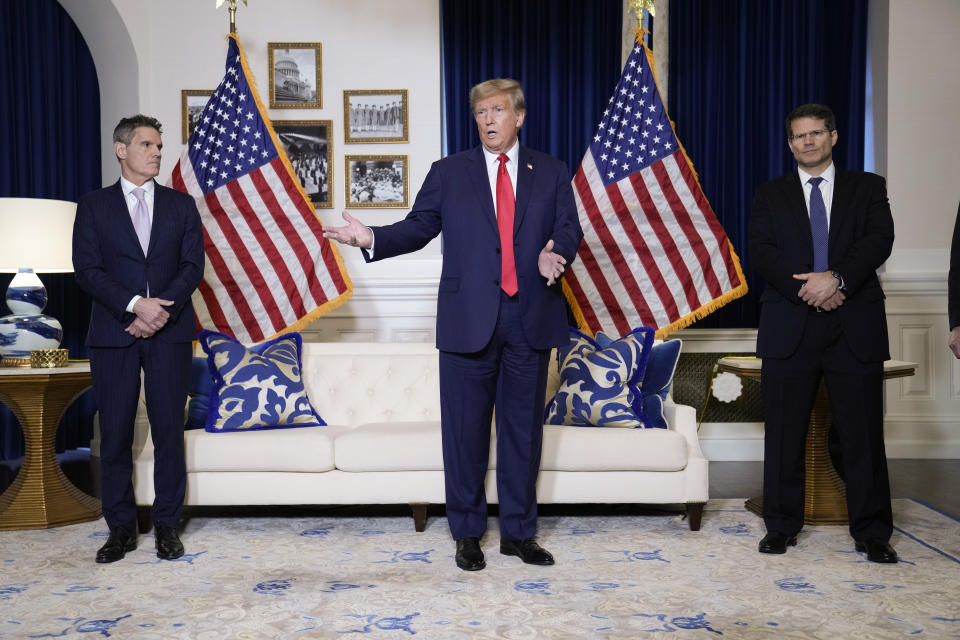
{"left": 130, "top": 341, "right": 708, "bottom": 532}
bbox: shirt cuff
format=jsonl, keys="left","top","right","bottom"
{"left": 126, "top": 295, "right": 142, "bottom": 314}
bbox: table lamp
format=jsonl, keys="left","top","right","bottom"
{"left": 0, "top": 198, "right": 77, "bottom": 367}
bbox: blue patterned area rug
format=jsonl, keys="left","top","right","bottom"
{"left": 1, "top": 499, "right": 958, "bottom": 638}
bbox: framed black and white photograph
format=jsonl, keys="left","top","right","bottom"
{"left": 344, "top": 155, "right": 408, "bottom": 209}
{"left": 343, "top": 89, "right": 409, "bottom": 143}
{"left": 268, "top": 42, "right": 322, "bottom": 109}
{"left": 274, "top": 120, "right": 333, "bottom": 209}
{"left": 180, "top": 89, "right": 213, "bottom": 143}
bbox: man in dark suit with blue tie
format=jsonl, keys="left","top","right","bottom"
{"left": 325, "top": 79, "right": 583, "bottom": 571}
{"left": 749, "top": 104, "right": 897, "bottom": 563}
{"left": 73, "top": 115, "right": 204, "bottom": 563}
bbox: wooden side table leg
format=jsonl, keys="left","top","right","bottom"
{"left": 0, "top": 378, "right": 101, "bottom": 530}
{"left": 802, "top": 380, "right": 848, "bottom": 525}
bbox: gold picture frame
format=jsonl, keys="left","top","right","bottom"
{"left": 274, "top": 120, "right": 334, "bottom": 209}
{"left": 268, "top": 42, "right": 322, "bottom": 109}
{"left": 343, "top": 89, "right": 409, "bottom": 144}
{"left": 180, "top": 89, "right": 214, "bottom": 143}
{"left": 344, "top": 155, "right": 409, "bottom": 209}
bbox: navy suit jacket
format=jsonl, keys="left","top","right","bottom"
{"left": 73, "top": 180, "right": 205, "bottom": 347}
{"left": 749, "top": 168, "right": 894, "bottom": 362}
{"left": 366, "top": 145, "right": 583, "bottom": 353}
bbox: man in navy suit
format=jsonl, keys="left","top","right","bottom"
{"left": 749, "top": 104, "right": 897, "bottom": 563}
{"left": 325, "top": 79, "right": 583, "bottom": 571}
{"left": 73, "top": 115, "right": 204, "bottom": 563}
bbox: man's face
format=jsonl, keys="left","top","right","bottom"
{"left": 787, "top": 116, "right": 837, "bottom": 174}
{"left": 116, "top": 126, "right": 162, "bottom": 185}
{"left": 474, "top": 92, "right": 525, "bottom": 155}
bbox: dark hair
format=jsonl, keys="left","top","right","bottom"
{"left": 113, "top": 114, "right": 163, "bottom": 145}
{"left": 785, "top": 104, "right": 836, "bottom": 139}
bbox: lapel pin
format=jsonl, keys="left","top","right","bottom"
{"left": 527, "top": 162, "right": 533, "bottom": 170}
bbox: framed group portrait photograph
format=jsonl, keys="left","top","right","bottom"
{"left": 268, "top": 42, "right": 322, "bottom": 109}
{"left": 344, "top": 155, "right": 408, "bottom": 209}
{"left": 180, "top": 89, "right": 214, "bottom": 143}
{"left": 274, "top": 120, "right": 334, "bottom": 209}
{"left": 343, "top": 89, "right": 409, "bottom": 143}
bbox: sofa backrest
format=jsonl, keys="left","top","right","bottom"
{"left": 301, "top": 341, "right": 443, "bottom": 427}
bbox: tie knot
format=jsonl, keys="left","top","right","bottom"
{"left": 132, "top": 187, "right": 147, "bottom": 202}
{"left": 808, "top": 177, "right": 823, "bottom": 188}
{"left": 497, "top": 153, "right": 509, "bottom": 165}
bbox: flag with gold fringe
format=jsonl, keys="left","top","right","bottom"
{"left": 171, "top": 34, "right": 351, "bottom": 343}
{"left": 563, "top": 38, "right": 747, "bottom": 339}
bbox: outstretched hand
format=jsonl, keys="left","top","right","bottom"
{"left": 323, "top": 211, "right": 373, "bottom": 249}
{"left": 538, "top": 239, "right": 567, "bottom": 286}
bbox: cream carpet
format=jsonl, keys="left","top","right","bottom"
{"left": 1, "top": 499, "right": 958, "bottom": 638}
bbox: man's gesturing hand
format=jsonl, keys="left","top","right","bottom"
{"left": 538, "top": 239, "right": 567, "bottom": 286}
{"left": 323, "top": 211, "right": 373, "bottom": 249}
{"left": 133, "top": 297, "right": 173, "bottom": 332}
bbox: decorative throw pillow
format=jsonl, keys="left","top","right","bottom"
{"left": 637, "top": 339, "right": 682, "bottom": 429}
{"left": 591, "top": 332, "right": 682, "bottom": 429}
{"left": 198, "top": 330, "right": 325, "bottom": 433}
{"left": 544, "top": 327, "right": 655, "bottom": 428}
{"left": 185, "top": 356, "right": 213, "bottom": 430}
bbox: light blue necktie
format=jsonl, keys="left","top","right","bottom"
{"left": 808, "top": 177, "right": 828, "bottom": 272}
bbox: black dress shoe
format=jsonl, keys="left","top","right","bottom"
{"left": 855, "top": 539, "right": 898, "bottom": 563}
{"left": 455, "top": 537, "right": 485, "bottom": 571}
{"left": 96, "top": 527, "right": 137, "bottom": 563}
{"left": 758, "top": 531, "right": 797, "bottom": 554}
{"left": 500, "top": 538, "right": 555, "bottom": 565}
{"left": 155, "top": 524, "right": 185, "bottom": 560}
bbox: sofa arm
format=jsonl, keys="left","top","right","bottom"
{"left": 663, "top": 399, "right": 706, "bottom": 462}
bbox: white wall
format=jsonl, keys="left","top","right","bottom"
{"left": 58, "top": 0, "right": 960, "bottom": 458}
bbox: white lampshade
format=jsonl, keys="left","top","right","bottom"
{"left": 0, "top": 198, "right": 77, "bottom": 273}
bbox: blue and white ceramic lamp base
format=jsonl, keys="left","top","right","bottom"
{"left": 0, "top": 269, "right": 64, "bottom": 360}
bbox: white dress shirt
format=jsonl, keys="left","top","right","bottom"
{"left": 120, "top": 176, "right": 155, "bottom": 310}
{"left": 798, "top": 162, "right": 835, "bottom": 226}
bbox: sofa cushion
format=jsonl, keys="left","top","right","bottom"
{"left": 544, "top": 327, "right": 655, "bottom": 428}
{"left": 637, "top": 339, "right": 682, "bottom": 429}
{"left": 184, "top": 425, "right": 340, "bottom": 472}
{"left": 185, "top": 357, "right": 212, "bottom": 430}
{"left": 539, "top": 424, "right": 687, "bottom": 471}
{"left": 199, "top": 330, "right": 324, "bottom": 432}
{"left": 334, "top": 422, "right": 445, "bottom": 472}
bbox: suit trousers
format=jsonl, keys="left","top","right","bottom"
{"left": 90, "top": 339, "right": 192, "bottom": 530}
{"left": 760, "top": 311, "right": 892, "bottom": 541}
{"left": 438, "top": 291, "right": 550, "bottom": 541}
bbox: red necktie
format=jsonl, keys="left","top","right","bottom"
{"left": 496, "top": 153, "right": 518, "bottom": 296}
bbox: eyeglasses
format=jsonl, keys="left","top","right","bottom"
{"left": 789, "top": 129, "right": 832, "bottom": 142}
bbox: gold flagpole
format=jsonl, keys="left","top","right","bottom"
{"left": 629, "top": 0, "right": 656, "bottom": 43}
{"left": 216, "top": 0, "right": 247, "bottom": 34}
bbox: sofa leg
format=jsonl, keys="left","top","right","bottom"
{"left": 136, "top": 506, "right": 152, "bottom": 534}
{"left": 686, "top": 502, "right": 705, "bottom": 531}
{"left": 410, "top": 503, "right": 428, "bottom": 532}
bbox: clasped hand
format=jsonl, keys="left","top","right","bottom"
{"left": 793, "top": 271, "right": 844, "bottom": 311}
{"left": 126, "top": 297, "right": 174, "bottom": 338}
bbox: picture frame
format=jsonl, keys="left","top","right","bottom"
{"left": 274, "top": 120, "right": 334, "bottom": 209}
{"left": 344, "top": 155, "right": 409, "bottom": 209}
{"left": 180, "top": 90, "right": 214, "bottom": 143}
{"left": 343, "top": 89, "right": 409, "bottom": 143}
{"left": 268, "top": 42, "right": 322, "bottom": 109}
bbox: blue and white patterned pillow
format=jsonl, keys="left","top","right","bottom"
{"left": 544, "top": 327, "right": 655, "bottom": 428}
{"left": 593, "top": 332, "right": 682, "bottom": 430}
{"left": 198, "top": 330, "right": 325, "bottom": 433}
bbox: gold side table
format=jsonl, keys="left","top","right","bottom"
{"left": 717, "top": 357, "right": 916, "bottom": 525}
{"left": 0, "top": 363, "right": 101, "bottom": 529}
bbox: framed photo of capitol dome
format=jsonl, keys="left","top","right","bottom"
{"left": 268, "top": 42, "right": 322, "bottom": 109}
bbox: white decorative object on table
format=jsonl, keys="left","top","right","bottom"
{"left": 0, "top": 199, "right": 76, "bottom": 365}
{"left": 711, "top": 371, "right": 743, "bottom": 403}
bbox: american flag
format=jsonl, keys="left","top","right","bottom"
{"left": 171, "top": 34, "right": 352, "bottom": 343}
{"left": 563, "top": 40, "right": 747, "bottom": 338}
